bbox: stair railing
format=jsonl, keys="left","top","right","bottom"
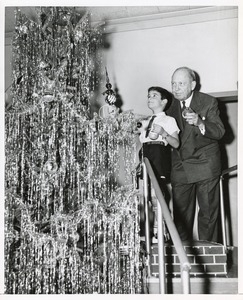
{"left": 143, "top": 157, "right": 191, "bottom": 294}
{"left": 219, "top": 164, "right": 237, "bottom": 251}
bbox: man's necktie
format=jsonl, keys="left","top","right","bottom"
{"left": 182, "top": 100, "right": 186, "bottom": 110}
{"left": 145, "top": 115, "right": 156, "bottom": 137}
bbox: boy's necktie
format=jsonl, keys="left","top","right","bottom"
{"left": 145, "top": 115, "right": 156, "bottom": 137}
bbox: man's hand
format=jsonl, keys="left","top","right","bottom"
{"left": 184, "top": 112, "right": 203, "bottom": 127}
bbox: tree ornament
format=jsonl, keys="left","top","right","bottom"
{"left": 102, "top": 67, "right": 117, "bottom": 105}
{"left": 99, "top": 104, "right": 119, "bottom": 119}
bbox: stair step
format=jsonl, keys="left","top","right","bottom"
{"left": 147, "top": 275, "right": 238, "bottom": 294}
{"left": 151, "top": 240, "right": 227, "bottom": 277}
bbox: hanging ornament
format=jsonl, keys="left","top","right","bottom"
{"left": 55, "top": 9, "right": 71, "bottom": 26}
{"left": 99, "top": 104, "right": 119, "bottom": 119}
{"left": 18, "top": 24, "right": 28, "bottom": 34}
{"left": 102, "top": 67, "right": 117, "bottom": 105}
{"left": 43, "top": 159, "right": 58, "bottom": 176}
{"left": 75, "top": 28, "right": 83, "bottom": 41}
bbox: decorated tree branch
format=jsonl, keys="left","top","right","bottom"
{"left": 5, "top": 7, "right": 143, "bottom": 294}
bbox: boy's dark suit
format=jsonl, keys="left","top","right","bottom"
{"left": 167, "top": 91, "right": 225, "bottom": 242}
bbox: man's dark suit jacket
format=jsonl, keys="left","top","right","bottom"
{"left": 167, "top": 91, "right": 225, "bottom": 184}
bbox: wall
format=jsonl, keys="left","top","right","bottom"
{"left": 5, "top": 7, "right": 238, "bottom": 245}
{"left": 100, "top": 15, "right": 237, "bottom": 115}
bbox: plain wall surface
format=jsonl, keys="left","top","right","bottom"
{"left": 100, "top": 18, "right": 237, "bottom": 115}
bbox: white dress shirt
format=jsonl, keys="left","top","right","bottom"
{"left": 139, "top": 112, "right": 180, "bottom": 145}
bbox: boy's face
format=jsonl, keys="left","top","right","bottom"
{"left": 147, "top": 90, "right": 163, "bottom": 110}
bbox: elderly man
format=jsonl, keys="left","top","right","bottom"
{"left": 167, "top": 67, "right": 225, "bottom": 242}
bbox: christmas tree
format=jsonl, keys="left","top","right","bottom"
{"left": 5, "top": 7, "right": 143, "bottom": 294}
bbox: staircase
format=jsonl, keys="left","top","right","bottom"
{"left": 139, "top": 159, "right": 238, "bottom": 294}
{"left": 147, "top": 241, "right": 238, "bottom": 294}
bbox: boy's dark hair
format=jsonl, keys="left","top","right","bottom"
{"left": 148, "top": 86, "right": 172, "bottom": 110}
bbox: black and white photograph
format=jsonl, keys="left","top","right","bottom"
{"left": 1, "top": 0, "right": 241, "bottom": 298}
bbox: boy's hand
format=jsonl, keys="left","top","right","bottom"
{"left": 151, "top": 124, "right": 165, "bottom": 135}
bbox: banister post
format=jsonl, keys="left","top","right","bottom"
{"left": 181, "top": 263, "right": 191, "bottom": 294}
{"left": 143, "top": 157, "right": 191, "bottom": 294}
{"left": 142, "top": 161, "right": 152, "bottom": 277}
{"left": 219, "top": 175, "right": 227, "bottom": 251}
{"left": 157, "top": 199, "right": 166, "bottom": 293}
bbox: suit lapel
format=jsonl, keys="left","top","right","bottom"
{"left": 169, "top": 99, "right": 184, "bottom": 130}
{"left": 190, "top": 91, "right": 203, "bottom": 113}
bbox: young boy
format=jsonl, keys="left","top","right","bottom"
{"left": 137, "top": 86, "right": 180, "bottom": 241}
{"left": 138, "top": 86, "right": 180, "bottom": 189}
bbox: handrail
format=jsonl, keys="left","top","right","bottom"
{"left": 142, "top": 162, "right": 152, "bottom": 278}
{"left": 221, "top": 165, "right": 237, "bottom": 177}
{"left": 219, "top": 164, "right": 237, "bottom": 250}
{"left": 143, "top": 158, "right": 191, "bottom": 294}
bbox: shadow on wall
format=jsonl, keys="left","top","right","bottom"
{"left": 218, "top": 101, "right": 236, "bottom": 170}
{"left": 218, "top": 99, "right": 237, "bottom": 246}
{"left": 89, "top": 21, "right": 112, "bottom": 117}
{"left": 192, "top": 71, "right": 237, "bottom": 246}
{"left": 194, "top": 71, "right": 201, "bottom": 92}
{"left": 114, "top": 84, "right": 124, "bottom": 112}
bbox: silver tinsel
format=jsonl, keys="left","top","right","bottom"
{"left": 5, "top": 7, "right": 143, "bottom": 294}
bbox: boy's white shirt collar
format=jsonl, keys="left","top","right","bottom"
{"left": 152, "top": 111, "right": 166, "bottom": 117}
